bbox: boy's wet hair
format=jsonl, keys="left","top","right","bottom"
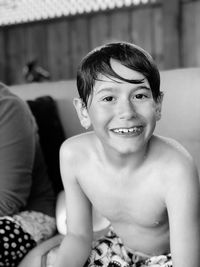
{"left": 77, "top": 42, "right": 161, "bottom": 107}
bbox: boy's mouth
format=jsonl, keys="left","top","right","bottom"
{"left": 111, "top": 126, "right": 143, "bottom": 135}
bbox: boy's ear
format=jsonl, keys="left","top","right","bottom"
{"left": 73, "top": 98, "right": 91, "bottom": 130}
{"left": 155, "top": 92, "right": 164, "bottom": 121}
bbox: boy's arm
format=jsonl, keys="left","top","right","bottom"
{"left": 54, "top": 141, "right": 93, "bottom": 267}
{"left": 166, "top": 156, "right": 200, "bottom": 267}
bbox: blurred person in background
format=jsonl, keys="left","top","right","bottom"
{"left": 0, "top": 82, "right": 56, "bottom": 266}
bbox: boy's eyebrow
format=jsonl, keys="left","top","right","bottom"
{"left": 95, "top": 87, "right": 116, "bottom": 95}
{"left": 136, "top": 85, "right": 151, "bottom": 90}
{"left": 95, "top": 85, "right": 151, "bottom": 95}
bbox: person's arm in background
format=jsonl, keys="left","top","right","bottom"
{"left": 54, "top": 141, "right": 93, "bottom": 267}
{"left": 0, "top": 84, "right": 36, "bottom": 216}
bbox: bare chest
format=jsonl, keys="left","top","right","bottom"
{"left": 78, "top": 166, "right": 167, "bottom": 227}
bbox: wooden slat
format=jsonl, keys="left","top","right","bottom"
{"left": 151, "top": 5, "right": 164, "bottom": 69}
{"left": 131, "top": 6, "right": 154, "bottom": 54}
{"left": 0, "top": 28, "right": 6, "bottom": 83}
{"left": 5, "top": 25, "right": 26, "bottom": 84}
{"left": 162, "top": 0, "right": 181, "bottom": 69}
{"left": 23, "top": 22, "right": 48, "bottom": 74}
{"left": 70, "top": 16, "right": 90, "bottom": 77}
{"left": 109, "top": 9, "right": 131, "bottom": 43}
{"left": 46, "top": 19, "right": 71, "bottom": 80}
{"left": 90, "top": 12, "right": 110, "bottom": 49}
{"left": 182, "top": 1, "right": 200, "bottom": 67}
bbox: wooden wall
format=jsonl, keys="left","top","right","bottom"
{"left": 0, "top": 0, "right": 199, "bottom": 85}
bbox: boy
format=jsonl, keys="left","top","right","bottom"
{"left": 55, "top": 42, "right": 200, "bottom": 267}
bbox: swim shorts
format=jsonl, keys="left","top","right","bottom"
{"left": 0, "top": 211, "right": 56, "bottom": 266}
{"left": 84, "top": 227, "right": 172, "bottom": 267}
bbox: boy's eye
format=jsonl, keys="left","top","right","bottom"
{"left": 134, "top": 94, "right": 148, "bottom": 100}
{"left": 102, "top": 96, "right": 115, "bottom": 102}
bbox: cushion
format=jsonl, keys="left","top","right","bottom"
{"left": 27, "top": 96, "right": 65, "bottom": 195}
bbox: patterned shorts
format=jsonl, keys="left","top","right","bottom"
{"left": 0, "top": 211, "right": 56, "bottom": 267}
{"left": 84, "top": 228, "right": 172, "bottom": 267}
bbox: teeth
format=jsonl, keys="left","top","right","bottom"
{"left": 113, "top": 127, "right": 141, "bottom": 134}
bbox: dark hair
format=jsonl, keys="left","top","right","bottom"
{"left": 77, "top": 42, "right": 160, "bottom": 107}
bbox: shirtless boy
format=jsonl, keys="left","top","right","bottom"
{"left": 55, "top": 42, "right": 200, "bottom": 267}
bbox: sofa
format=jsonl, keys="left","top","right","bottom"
{"left": 9, "top": 67, "right": 200, "bottom": 266}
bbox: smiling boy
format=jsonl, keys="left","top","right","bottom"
{"left": 55, "top": 42, "right": 200, "bottom": 267}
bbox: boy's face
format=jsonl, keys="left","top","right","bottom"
{"left": 79, "top": 59, "right": 162, "bottom": 155}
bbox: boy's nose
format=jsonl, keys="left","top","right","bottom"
{"left": 117, "top": 100, "right": 137, "bottom": 120}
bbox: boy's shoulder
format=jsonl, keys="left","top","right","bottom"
{"left": 152, "top": 135, "right": 198, "bottom": 183}
{"left": 153, "top": 134, "right": 193, "bottom": 162}
{"left": 60, "top": 131, "right": 96, "bottom": 159}
{"left": 63, "top": 131, "right": 96, "bottom": 145}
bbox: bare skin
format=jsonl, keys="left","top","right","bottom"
{"left": 55, "top": 60, "right": 200, "bottom": 267}
{"left": 62, "top": 133, "right": 199, "bottom": 255}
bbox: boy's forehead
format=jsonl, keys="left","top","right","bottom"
{"left": 94, "top": 61, "right": 149, "bottom": 92}
{"left": 110, "top": 58, "right": 145, "bottom": 80}
{"left": 93, "top": 75, "right": 117, "bottom": 93}
{"left": 95, "top": 59, "right": 147, "bottom": 86}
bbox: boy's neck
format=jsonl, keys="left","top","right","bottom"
{"left": 97, "top": 139, "right": 150, "bottom": 171}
